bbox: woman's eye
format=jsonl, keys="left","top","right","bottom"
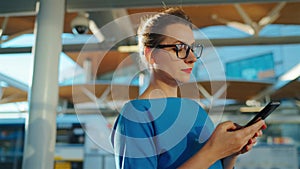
{"left": 181, "top": 44, "right": 189, "bottom": 49}
{"left": 176, "top": 45, "right": 185, "bottom": 51}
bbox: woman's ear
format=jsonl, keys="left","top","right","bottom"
{"left": 144, "top": 47, "right": 155, "bottom": 64}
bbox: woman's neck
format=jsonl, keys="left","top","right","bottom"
{"left": 139, "top": 73, "right": 178, "bottom": 99}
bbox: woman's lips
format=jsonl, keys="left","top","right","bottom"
{"left": 181, "top": 68, "right": 193, "bottom": 74}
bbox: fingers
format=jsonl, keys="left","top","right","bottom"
{"left": 261, "top": 123, "right": 267, "bottom": 130}
{"left": 213, "top": 120, "right": 266, "bottom": 157}
{"left": 247, "top": 137, "right": 257, "bottom": 145}
{"left": 254, "top": 130, "right": 263, "bottom": 137}
{"left": 229, "top": 120, "right": 265, "bottom": 153}
{"left": 240, "top": 120, "right": 266, "bottom": 140}
{"left": 241, "top": 143, "right": 254, "bottom": 153}
{"left": 250, "top": 119, "right": 266, "bottom": 130}
{"left": 214, "top": 120, "right": 267, "bottom": 157}
{"left": 244, "top": 137, "right": 258, "bottom": 153}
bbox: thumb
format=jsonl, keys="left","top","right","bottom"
{"left": 218, "top": 121, "right": 238, "bottom": 131}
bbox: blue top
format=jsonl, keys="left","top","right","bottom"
{"left": 111, "top": 97, "right": 223, "bottom": 169}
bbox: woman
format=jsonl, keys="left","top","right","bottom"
{"left": 111, "top": 7, "right": 266, "bottom": 169}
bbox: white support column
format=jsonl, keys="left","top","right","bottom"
{"left": 22, "top": 0, "right": 65, "bottom": 169}
{"left": 0, "top": 85, "right": 2, "bottom": 99}
{"left": 83, "top": 58, "right": 92, "bottom": 83}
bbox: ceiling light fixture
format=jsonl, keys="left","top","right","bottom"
{"left": 117, "top": 45, "right": 139, "bottom": 53}
{"left": 240, "top": 106, "right": 263, "bottom": 113}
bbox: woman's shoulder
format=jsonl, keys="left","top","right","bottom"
{"left": 122, "top": 99, "right": 152, "bottom": 111}
{"left": 120, "top": 98, "right": 169, "bottom": 116}
{"left": 122, "top": 97, "right": 205, "bottom": 114}
{"left": 125, "top": 97, "right": 203, "bottom": 106}
{"left": 128, "top": 97, "right": 200, "bottom": 104}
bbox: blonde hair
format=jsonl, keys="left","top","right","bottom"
{"left": 137, "top": 7, "right": 192, "bottom": 71}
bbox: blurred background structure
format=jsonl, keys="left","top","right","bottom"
{"left": 0, "top": 0, "right": 300, "bottom": 169}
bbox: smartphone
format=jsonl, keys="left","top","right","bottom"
{"left": 244, "top": 101, "right": 280, "bottom": 127}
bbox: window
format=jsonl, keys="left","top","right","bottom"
{"left": 226, "top": 53, "right": 275, "bottom": 80}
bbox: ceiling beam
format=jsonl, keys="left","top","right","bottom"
{"left": 66, "top": 0, "right": 298, "bottom": 12}
{"left": 1, "top": 35, "right": 300, "bottom": 54}
{"left": 0, "top": 0, "right": 297, "bottom": 15}
{"left": 0, "top": 73, "right": 28, "bottom": 91}
{"left": 0, "top": 0, "right": 37, "bottom": 16}
{"left": 201, "top": 36, "right": 300, "bottom": 46}
{"left": 0, "top": 43, "right": 115, "bottom": 54}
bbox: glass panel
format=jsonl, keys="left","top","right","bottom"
{"left": 226, "top": 53, "right": 274, "bottom": 80}
{"left": 0, "top": 53, "right": 82, "bottom": 85}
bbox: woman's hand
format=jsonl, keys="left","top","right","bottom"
{"left": 205, "top": 119, "right": 266, "bottom": 161}
{"left": 178, "top": 120, "right": 266, "bottom": 169}
{"left": 221, "top": 121, "right": 267, "bottom": 169}
{"left": 236, "top": 122, "right": 266, "bottom": 154}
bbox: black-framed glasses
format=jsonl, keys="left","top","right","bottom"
{"left": 149, "top": 43, "right": 203, "bottom": 59}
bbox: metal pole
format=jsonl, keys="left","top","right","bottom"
{"left": 22, "top": 0, "right": 65, "bottom": 169}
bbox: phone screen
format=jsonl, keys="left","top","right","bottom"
{"left": 244, "top": 101, "right": 280, "bottom": 127}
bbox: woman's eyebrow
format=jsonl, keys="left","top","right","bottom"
{"left": 165, "top": 38, "right": 194, "bottom": 46}
{"left": 174, "top": 40, "right": 195, "bottom": 46}
{"left": 160, "top": 39, "right": 181, "bottom": 45}
{"left": 164, "top": 39, "right": 182, "bottom": 44}
{"left": 172, "top": 40, "right": 186, "bottom": 44}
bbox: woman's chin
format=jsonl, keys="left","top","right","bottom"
{"left": 176, "top": 77, "right": 191, "bottom": 85}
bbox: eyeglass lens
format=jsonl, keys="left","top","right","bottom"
{"left": 175, "top": 44, "right": 202, "bottom": 59}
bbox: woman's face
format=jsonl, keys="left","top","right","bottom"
{"left": 151, "top": 23, "right": 197, "bottom": 84}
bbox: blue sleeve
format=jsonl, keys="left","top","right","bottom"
{"left": 111, "top": 107, "right": 158, "bottom": 169}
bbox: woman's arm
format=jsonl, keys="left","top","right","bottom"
{"left": 177, "top": 140, "right": 221, "bottom": 169}
{"left": 222, "top": 154, "right": 238, "bottom": 169}
{"left": 112, "top": 114, "right": 158, "bottom": 169}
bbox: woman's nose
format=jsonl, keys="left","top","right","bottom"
{"left": 184, "top": 50, "right": 197, "bottom": 64}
